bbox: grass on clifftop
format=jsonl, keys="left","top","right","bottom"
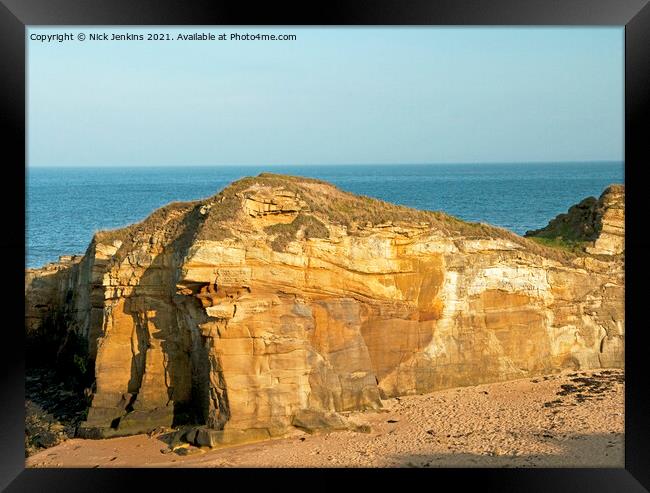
{"left": 200, "top": 173, "right": 484, "bottom": 235}
{"left": 88, "top": 172, "right": 586, "bottom": 267}
{"left": 527, "top": 236, "right": 589, "bottom": 255}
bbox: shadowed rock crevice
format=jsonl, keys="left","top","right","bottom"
{"left": 74, "top": 203, "right": 216, "bottom": 437}
{"left": 126, "top": 305, "right": 149, "bottom": 395}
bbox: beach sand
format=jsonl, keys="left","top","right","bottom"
{"left": 26, "top": 368, "right": 624, "bottom": 468}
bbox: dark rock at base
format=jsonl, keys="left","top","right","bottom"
{"left": 76, "top": 426, "right": 131, "bottom": 439}
{"left": 25, "top": 400, "right": 69, "bottom": 455}
{"left": 77, "top": 406, "right": 173, "bottom": 439}
{"left": 175, "top": 446, "right": 203, "bottom": 456}
{"left": 25, "top": 368, "right": 91, "bottom": 456}
{"left": 195, "top": 428, "right": 219, "bottom": 448}
{"left": 184, "top": 427, "right": 199, "bottom": 445}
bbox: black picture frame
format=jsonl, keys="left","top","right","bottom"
{"left": 2, "top": 0, "right": 648, "bottom": 491}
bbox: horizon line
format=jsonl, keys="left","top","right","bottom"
{"left": 27, "top": 160, "right": 624, "bottom": 169}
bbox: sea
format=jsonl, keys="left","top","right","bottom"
{"left": 26, "top": 162, "right": 624, "bottom": 269}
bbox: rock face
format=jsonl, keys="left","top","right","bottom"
{"left": 586, "top": 185, "right": 625, "bottom": 255}
{"left": 25, "top": 175, "right": 625, "bottom": 444}
{"left": 525, "top": 184, "right": 625, "bottom": 256}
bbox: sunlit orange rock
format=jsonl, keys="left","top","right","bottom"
{"left": 25, "top": 175, "right": 624, "bottom": 442}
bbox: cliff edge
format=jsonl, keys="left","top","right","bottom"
{"left": 525, "top": 184, "right": 624, "bottom": 256}
{"left": 25, "top": 175, "right": 625, "bottom": 447}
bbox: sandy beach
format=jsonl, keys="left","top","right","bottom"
{"left": 26, "top": 369, "right": 624, "bottom": 468}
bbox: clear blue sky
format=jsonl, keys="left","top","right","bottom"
{"left": 27, "top": 27, "right": 623, "bottom": 167}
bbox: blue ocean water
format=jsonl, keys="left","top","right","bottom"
{"left": 26, "top": 162, "right": 624, "bottom": 269}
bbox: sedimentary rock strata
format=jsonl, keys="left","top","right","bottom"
{"left": 586, "top": 185, "right": 625, "bottom": 255}
{"left": 25, "top": 175, "right": 624, "bottom": 445}
{"left": 525, "top": 184, "right": 625, "bottom": 256}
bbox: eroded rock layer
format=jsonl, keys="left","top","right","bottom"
{"left": 25, "top": 175, "right": 624, "bottom": 443}
{"left": 525, "top": 184, "right": 625, "bottom": 256}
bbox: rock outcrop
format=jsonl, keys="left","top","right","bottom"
{"left": 25, "top": 175, "right": 625, "bottom": 445}
{"left": 586, "top": 185, "right": 625, "bottom": 255}
{"left": 525, "top": 184, "right": 625, "bottom": 256}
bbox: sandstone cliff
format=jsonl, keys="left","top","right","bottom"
{"left": 25, "top": 175, "right": 624, "bottom": 445}
{"left": 525, "top": 184, "right": 625, "bottom": 256}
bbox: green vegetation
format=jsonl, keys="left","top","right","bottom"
{"left": 522, "top": 195, "right": 605, "bottom": 257}
{"left": 524, "top": 197, "right": 600, "bottom": 243}
{"left": 527, "top": 236, "right": 588, "bottom": 254}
